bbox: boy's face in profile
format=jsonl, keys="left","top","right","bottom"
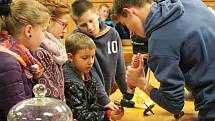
{"left": 76, "top": 10, "right": 100, "bottom": 37}
{"left": 72, "top": 48, "right": 96, "bottom": 75}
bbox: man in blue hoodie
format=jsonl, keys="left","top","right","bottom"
{"left": 113, "top": 0, "right": 215, "bottom": 120}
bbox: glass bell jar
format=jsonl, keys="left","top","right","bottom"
{"left": 7, "top": 84, "right": 73, "bottom": 121}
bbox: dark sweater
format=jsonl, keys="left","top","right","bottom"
{"left": 63, "top": 61, "right": 109, "bottom": 121}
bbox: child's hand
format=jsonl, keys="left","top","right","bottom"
{"left": 30, "top": 64, "right": 44, "bottom": 79}
{"left": 105, "top": 101, "right": 119, "bottom": 110}
{"left": 178, "top": 114, "right": 197, "bottom": 121}
{"left": 110, "top": 107, "right": 124, "bottom": 120}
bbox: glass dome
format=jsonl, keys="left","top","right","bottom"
{"left": 7, "top": 84, "right": 73, "bottom": 121}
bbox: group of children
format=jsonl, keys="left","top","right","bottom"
{"left": 0, "top": 0, "right": 126, "bottom": 121}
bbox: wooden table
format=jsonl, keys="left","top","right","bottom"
{"left": 110, "top": 71, "right": 196, "bottom": 121}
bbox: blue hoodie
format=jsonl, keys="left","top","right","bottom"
{"left": 145, "top": 0, "right": 215, "bottom": 119}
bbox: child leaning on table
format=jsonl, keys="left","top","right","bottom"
{"left": 63, "top": 33, "right": 124, "bottom": 121}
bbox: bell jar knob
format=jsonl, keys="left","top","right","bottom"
{"left": 33, "top": 84, "right": 47, "bottom": 97}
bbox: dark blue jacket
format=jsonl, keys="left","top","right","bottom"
{"left": 145, "top": 0, "right": 215, "bottom": 120}
{"left": 0, "top": 52, "right": 33, "bottom": 121}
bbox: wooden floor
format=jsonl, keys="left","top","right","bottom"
{"left": 110, "top": 71, "right": 196, "bottom": 121}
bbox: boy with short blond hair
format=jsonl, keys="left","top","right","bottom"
{"left": 63, "top": 33, "right": 124, "bottom": 121}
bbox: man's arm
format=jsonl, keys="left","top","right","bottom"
{"left": 148, "top": 56, "right": 185, "bottom": 114}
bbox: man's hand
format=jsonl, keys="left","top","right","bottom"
{"left": 126, "top": 54, "right": 146, "bottom": 88}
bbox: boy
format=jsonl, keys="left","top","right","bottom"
{"left": 63, "top": 33, "right": 124, "bottom": 121}
{"left": 71, "top": 0, "right": 128, "bottom": 109}
{"left": 113, "top": 0, "right": 215, "bottom": 120}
